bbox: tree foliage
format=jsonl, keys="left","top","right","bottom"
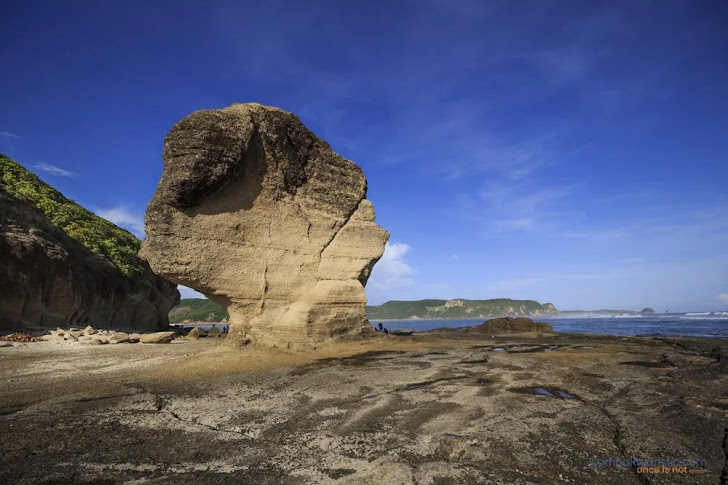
{"left": 169, "top": 299, "right": 229, "bottom": 323}
{"left": 0, "top": 154, "right": 145, "bottom": 278}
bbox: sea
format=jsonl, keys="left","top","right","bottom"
{"left": 371, "top": 312, "right": 728, "bottom": 339}
{"left": 183, "top": 312, "right": 728, "bottom": 339}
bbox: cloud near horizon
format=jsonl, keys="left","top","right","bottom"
{"left": 368, "top": 242, "right": 415, "bottom": 291}
{"left": 178, "top": 285, "right": 207, "bottom": 299}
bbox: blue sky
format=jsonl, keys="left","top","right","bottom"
{"left": 2, "top": 1, "right": 727, "bottom": 311}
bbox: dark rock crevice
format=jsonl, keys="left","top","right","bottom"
{"left": 720, "top": 426, "right": 727, "bottom": 485}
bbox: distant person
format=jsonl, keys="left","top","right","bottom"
{"left": 377, "top": 322, "right": 389, "bottom": 334}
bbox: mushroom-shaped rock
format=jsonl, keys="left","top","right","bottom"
{"left": 140, "top": 104, "right": 389, "bottom": 348}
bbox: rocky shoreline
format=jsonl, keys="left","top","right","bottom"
{"left": 1, "top": 329, "right": 726, "bottom": 484}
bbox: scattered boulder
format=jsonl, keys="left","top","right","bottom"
{"left": 139, "top": 331, "right": 177, "bottom": 344}
{"left": 474, "top": 317, "right": 553, "bottom": 334}
{"left": 207, "top": 326, "right": 223, "bottom": 338}
{"left": 109, "top": 332, "right": 131, "bottom": 344}
{"left": 140, "top": 103, "right": 389, "bottom": 348}
{"left": 0, "top": 155, "right": 180, "bottom": 332}
{"left": 83, "top": 325, "right": 95, "bottom": 336}
{"left": 187, "top": 327, "right": 207, "bottom": 339}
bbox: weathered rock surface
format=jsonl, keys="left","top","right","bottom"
{"left": 474, "top": 317, "right": 553, "bottom": 334}
{"left": 141, "top": 103, "right": 389, "bottom": 348}
{"left": 0, "top": 156, "right": 179, "bottom": 332}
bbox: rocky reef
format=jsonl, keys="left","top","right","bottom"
{"left": 141, "top": 103, "right": 389, "bottom": 348}
{"left": 0, "top": 155, "right": 179, "bottom": 331}
{"left": 1, "top": 332, "right": 726, "bottom": 484}
{"left": 473, "top": 317, "right": 554, "bottom": 334}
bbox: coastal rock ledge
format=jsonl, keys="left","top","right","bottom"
{"left": 141, "top": 103, "right": 389, "bottom": 348}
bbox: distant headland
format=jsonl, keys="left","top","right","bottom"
{"left": 365, "top": 299, "right": 558, "bottom": 320}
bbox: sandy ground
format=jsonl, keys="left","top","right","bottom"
{"left": 1, "top": 330, "right": 727, "bottom": 484}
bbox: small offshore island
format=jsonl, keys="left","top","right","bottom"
{"left": 1, "top": 104, "right": 727, "bottom": 484}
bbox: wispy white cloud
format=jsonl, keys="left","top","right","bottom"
{"left": 33, "top": 162, "right": 75, "bottom": 177}
{"left": 716, "top": 293, "right": 728, "bottom": 306}
{"left": 368, "top": 242, "right": 415, "bottom": 290}
{"left": 475, "top": 178, "right": 576, "bottom": 234}
{"left": 94, "top": 206, "right": 145, "bottom": 238}
{"left": 487, "top": 271, "right": 622, "bottom": 293}
{"left": 0, "top": 131, "right": 19, "bottom": 139}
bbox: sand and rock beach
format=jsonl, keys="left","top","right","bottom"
{"left": 1, "top": 328, "right": 726, "bottom": 484}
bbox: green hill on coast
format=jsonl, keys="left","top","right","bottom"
{"left": 168, "top": 297, "right": 558, "bottom": 323}
{"left": 169, "top": 298, "right": 228, "bottom": 324}
{"left": 366, "top": 299, "right": 557, "bottom": 320}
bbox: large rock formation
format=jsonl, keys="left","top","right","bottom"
{"left": 0, "top": 155, "right": 179, "bottom": 331}
{"left": 141, "top": 103, "right": 389, "bottom": 347}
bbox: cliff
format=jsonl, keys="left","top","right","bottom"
{"left": 0, "top": 154, "right": 179, "bottom": 331}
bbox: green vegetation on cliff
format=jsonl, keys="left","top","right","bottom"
{"left": 169, "top": 298, "right": 228, "bottom": 323}
{"left": 0, "top": 154, "right": 145, "bottom": 277}
{"left": 366, "top": 299, "right": 557, "bottom": 320}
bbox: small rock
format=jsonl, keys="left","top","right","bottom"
{"left": 128, "top": 333, "right": 141, "bottom": 342}
{"left": 87, "top": 338, "right": 107, "bottom": 345}
{"left": 207, "top": 326, "right": 223, "bottom": 338}
{"left": 139, "top": 331, "right": 177, "bottom": 344}
{"left": 109, "top": 332, "right": 131, "bottom": 344}
{"left": 83, "top": 325, "right": 95, "bottom": 336}
{"left": 187, "top": 327, "right": 207, "bottom": 339}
